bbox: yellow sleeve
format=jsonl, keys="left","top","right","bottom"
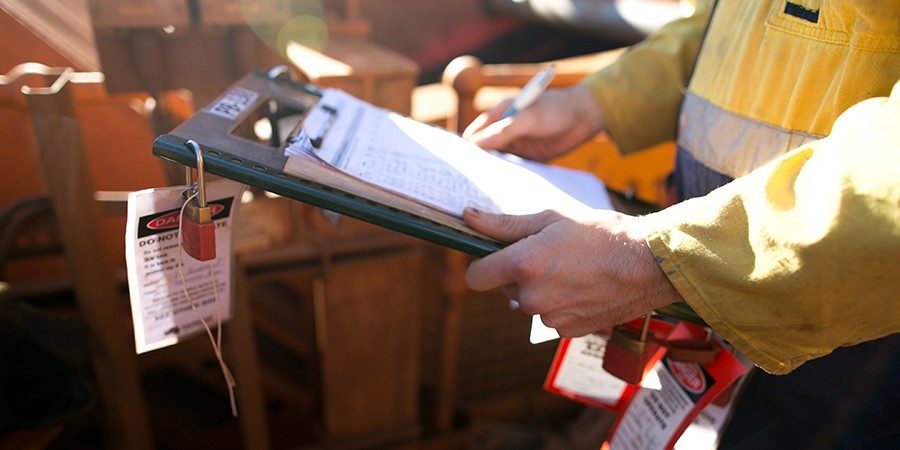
{"left": 644, "top": 81, "right": 900, "bottom": 375}
{"left": 581, "top": 0, "right": 712, "bottom": 154}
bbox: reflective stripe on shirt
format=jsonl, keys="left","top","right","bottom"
{"left": 677, "top": 92, "right": 822, "bottom": 177}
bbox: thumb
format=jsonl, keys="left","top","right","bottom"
{"left": 463, "top": 208, "right": 562, "bottom": 243}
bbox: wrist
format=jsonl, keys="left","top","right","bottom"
{"left": 627, "top": 215, "right": 683, "bottom": 310}
{"left": 567, "top": 84, "right": 607, "bottom": 135}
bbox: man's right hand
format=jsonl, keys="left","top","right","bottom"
{"left": 462, "top": 84, "right": 607, "bottom": 161}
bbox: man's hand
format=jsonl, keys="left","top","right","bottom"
{"left": 463, "top": 85, "right": 606, "bottom": 161}
{"left": 463, "top": 207, "right": 682, "bottom": 337}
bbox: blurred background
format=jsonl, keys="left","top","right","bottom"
{"left": 0, "top": 1, "right": 684, "bottom": 449}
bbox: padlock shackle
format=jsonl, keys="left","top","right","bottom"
{"left": 185, "top": 140, "right": 207, "bottom": 207}
{"left": 639, "top": 313, "right": 652, "bottom": 342}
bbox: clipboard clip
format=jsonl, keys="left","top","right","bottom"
{"left": 309, "top": 104, "right": 338, "bottom": 149}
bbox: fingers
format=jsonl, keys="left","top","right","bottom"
{"left": 462, "top": 99, "right": 513, "bottom": 139}
{"left": 463, "top": 208, "right": 561, "bottom": 243}
{"left": 501, "top": 284, "right": 519, "bottom": 300}
{"left": 467, "top": 115, "right": 532, "bottom": 150}
{"left": 465, "top": 246, "right": 518, "bottom": 291}
{"left": 463, "top": 210, "right": 562, "bottom": 291}
{"left": 464, "top": 100, "right": 540, "bottom": 150}
{"left": 539, "top": 314, "right": 595, "bottom": 338}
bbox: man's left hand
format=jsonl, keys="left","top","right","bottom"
{"left": 463, "top": 208, "right": 682, "bottom": 336}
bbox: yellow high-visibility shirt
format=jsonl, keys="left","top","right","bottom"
{"left": 646, "top": 82, "right": 900, "bottom": 374}
{"left": 581, "top": 0, "right": 900, "bottom": 374}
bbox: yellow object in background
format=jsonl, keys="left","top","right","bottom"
{"left": 552, "top": 137, "right": 675, "bottom": 206}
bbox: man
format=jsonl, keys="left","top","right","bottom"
{"left": 461, "top": 0, "right": 899, "bottom": 446}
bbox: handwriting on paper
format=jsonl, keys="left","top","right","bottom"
{"left": 286, "top": 89, "right": 611, "bottom": 217}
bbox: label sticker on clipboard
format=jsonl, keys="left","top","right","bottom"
{"left": 205, "top": 86, "right": 258, "bottom": 120}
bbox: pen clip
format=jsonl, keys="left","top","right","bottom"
{"left": 310, "top": 104, "right": 338, "bottom": 149}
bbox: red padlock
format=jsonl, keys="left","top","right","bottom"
{"left": 181, "top": 140, "right": 216, "bottom": 261}
{"left": 664, "top": 339, "right": 720, "bottom": 365}
{"left": 664, "top": 332, "right": 726, "bottom": 404}
{"left": 182, "top": 202, "right": 216, "bottom": 261}
{"left": 602, "top": 314, "right": 656, "bottom": 384}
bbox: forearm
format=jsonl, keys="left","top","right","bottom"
{"left": 642, "top": 84, "right": 900, "bottom": 374}
{"left": 581, "top": 0, "right": 712, "bottom": 154}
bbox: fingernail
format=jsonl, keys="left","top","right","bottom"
{"left": 465, "top": 207, "right": 481, "bottom": 216}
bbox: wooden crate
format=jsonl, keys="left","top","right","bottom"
{"left": 286, "top": 36, "right": 419, "bottom": 115}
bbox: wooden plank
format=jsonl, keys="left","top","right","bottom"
{"left": 317, "top": 249, "right": 424, "bottom": 444}
{"left": 231, "top": 259, "right": 274, "bottom": 450}
{"left": 0, "top": 0, "right": 99, "bottom": 71}
{"left": 89, "top": 0, "right": 189, "bottom": 29}
{"left": 24, "top": 75, "right": 153, "bottom": 450}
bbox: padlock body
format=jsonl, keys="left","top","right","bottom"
{"left": 665, "top": 339, "right": 719, "bottom": 365}
{"left": 603, "top": 326, "right": 653, "bottom": 384}
{"left": 182, "top": 220, "right": 217, "bottom": 261}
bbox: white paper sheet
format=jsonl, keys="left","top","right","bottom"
{"left": 285, "top": 89, "right": 611, "bottom": 217}
{"left": 551, "top": 334, "right": 629, "bottom": 404}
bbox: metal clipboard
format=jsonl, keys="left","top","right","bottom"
{"left": 152, "top": 69, "right": 704, "bottom": 325}
{"left": 152, "top": 69, "right": 504, "bottom": 257}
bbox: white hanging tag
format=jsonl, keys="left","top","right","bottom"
{"left": 125, "top": 179, "right": 243, "bottom": 354}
